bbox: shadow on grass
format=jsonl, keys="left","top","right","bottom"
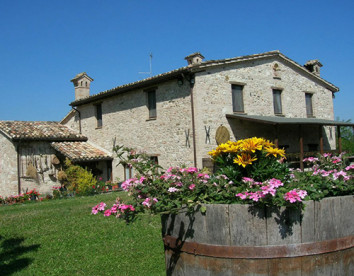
{"left": 0, "top": 235, "right": 40, "bottom": 275}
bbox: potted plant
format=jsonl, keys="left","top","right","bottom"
{"left": 92, "top": 139, "right": 354, "bottom": 275}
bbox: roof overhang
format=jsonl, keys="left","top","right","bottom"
{"left": 226, "top": 114, "right": 354, "bottom": 127}
{"left": 70, "top": 67, "right": 190, "bottom": 107}
{"left": 51, "top": 141, "right": 113, "bottom": 162}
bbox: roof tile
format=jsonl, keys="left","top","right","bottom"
{"left": 0, "top": 121, "right": 87, "bottom": 141}
{"left": 51, "top": 141, "right": 112, "bottom": 162}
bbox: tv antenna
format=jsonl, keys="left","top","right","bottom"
{"left": 139, "top": 52, "right": 153, "bottom": 78}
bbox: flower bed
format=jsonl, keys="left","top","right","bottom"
{"left": 92, "top": 138, "right": 353, "bottom": 220}
{"left": 0, "top": 189, "right": 44, "bottom": 205}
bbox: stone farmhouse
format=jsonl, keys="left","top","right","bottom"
{"left": 0, "top": 121, "right": 112, "bottom": 197}
{"left": 62, "top": 50, "right": 352, "bottom": 182}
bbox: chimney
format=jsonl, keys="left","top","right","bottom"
{"left": 185, "top": 52, "right": 205, "bottom": 66}
{"left": 71, "top": 72, "right": 94, "bottom": 100}
{"left": 304, "top": 60, "right": 323, "bottom": 77}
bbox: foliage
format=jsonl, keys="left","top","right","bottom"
{"left": 291, "top": 153, "right": 354, "bottom": 201}
{"left": 92, "top": 138, "right": 353, "bottom": 222}
{"left": 336, "top": 118, "right": 354, "bottom": 153}
{"left": 63, "top": 159, "right": 98, "bottom": 195}
{"left": 209, "top": 138, "right": 289, "bottom": 182}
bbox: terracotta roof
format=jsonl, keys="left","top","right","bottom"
{"left": 70, "top": 51, "right": 339, "bottom": 107}
{"left": 0, "top": 121, "right": 87, "bottom": 141}
{"left": 51, "top": 141, "right": 112, "bottom": 162}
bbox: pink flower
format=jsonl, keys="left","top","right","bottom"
{"left": 175, "top": 182, "right": 183, "bottom": 187}
{"left": 104, "top": 209, "right": 112, "bottom": 217}
{"left": 236, "top": 193, "right": 247, "bottom": 200}
{"left": 91, "top": 202, "right": 107, "bottom": 214}
{"left": 321, "top": 170, "right": 330, "bottom": 177}
{"left": 303, "top": 157, "right": 319, "bottom": 162}
{"left": 247, "top": 191, "right": 264, "bottom": 202}
{"left": 168, "top": 187, "right": 179, "bottom": 193}
{"left": 142, "top": 198, "right": 151, "bottom": 208}
{"left": 323, "top": 153, "right": 332, "bottom": 158}
{"left": 119, "top": 204, "right": 135, "bottom": 212}
{"left": 333, "top": 171, "right": 350, "bottom": 181}
{"left": 331, "top": 156, "right": 341, "bottom": 164}
{"left": 242, "top": 177, "right": 254, "bottom": 183}
{"left": 197, "top": 173, "right": 210, "bottom": 179}
{"left": 187, "top": 167, "right": 198, "bottom": 173}
{"left": 121, "top": 178, "right": 137, "bottom": 191}
{"left": 260, "top": 185, "right": 276, "bottom": 196}
{"left": 98, "top": 202, "right": 106, "bottom": 211}
{"left": 284, "top": 189, "right": 307, "bottom": 203}
{"left": 268, "top": 178, "right": 283, "bottom": 188}
{"left": 189, "top": 184, "right": 196, "bottom": 190}
{"left": 345, "top": 165, "right": 354, "bottom": 171}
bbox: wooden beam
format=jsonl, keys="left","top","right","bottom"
{"left": 299, "top": 125, "right": 304, "bottom": 171}
{"left": 319, "top": 125, "right": 324, "bottom": 155}
{"left": 337, "top": 126, "right": 342, "bottom": 153}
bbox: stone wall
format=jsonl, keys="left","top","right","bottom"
{"left": 0, "top": 136, "right": 61, "bottom": 197}
{"left": 66, "top": 79, "right": 194, "bottom": 181}
{"left": 0, "top": 133, "right": 18, "bottom": 196}
{"left": 18, "top": 141, "right": 60, "bottom": 196}
{"left": 192, "top": 57, "right": 336, "bottom": 165}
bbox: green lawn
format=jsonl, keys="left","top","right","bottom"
{"left": 0, "top": 192, "right": 165, "bottom": 276}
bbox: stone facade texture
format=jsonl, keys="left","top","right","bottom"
{"left": 65, "top": 53, "right": 337, "bottom": 180}
{"left": 0, "top": 133, "right": 18, "bottom": 196}
{"left": 192, "top": 57, "right": 336, "bottom": 166}
{"left": 0, "top": 137, "right": 61, "bottom": 197}
{"left": 65, "top": 79, "right": 194, "bottom": 181}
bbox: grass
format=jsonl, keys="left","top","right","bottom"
{"left": 0, "top": 192, "right": 165, "bottom": 276}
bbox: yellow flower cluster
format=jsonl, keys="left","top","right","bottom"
{"left": 208, "top": 137, "right": 286, "bottom": 168}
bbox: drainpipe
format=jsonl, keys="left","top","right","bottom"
{"left": 16, "top": 142, "right": 21, "bottom": 195}
{"left": 185, "top": 74, "right": 197, "bottom": 168}
{"left": 72, "top": 107, "right": 82, "bottom": 134}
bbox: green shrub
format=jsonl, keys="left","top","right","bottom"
{"left": 64, "top": 159, "right": 97, "bottom": 195}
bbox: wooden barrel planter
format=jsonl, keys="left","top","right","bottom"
{"left": 161, "top": 195, "right": 354, "bottom": 276}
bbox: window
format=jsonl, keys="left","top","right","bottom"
{"left": 95, "top": 103, "right": 102, "bottom": 128}
{"left": 305, "top": 93, "right": 313, "bottom": 117}
{"left": 124, "top": 165, "right": 133, "bottom": 180}
{"left": 273, "top": 89, "right": 282, "bottom": 115}
{"left": 150, "top": 156, "right": 159, "bottom": 165}
{"left": 231, "top": 84, "right": 244, "bottom": 113}
{"left": 147, "top": 90, "right": 157, "bottom": 118}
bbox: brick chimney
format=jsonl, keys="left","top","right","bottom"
{"left": 185, "top": 52, "right": 205, "bottom": 66}
{"left": 71, "top": 72, "right": 94, "bottom": 100}
{"left": 304, "top": 60, "right": 322, "bottom": 77}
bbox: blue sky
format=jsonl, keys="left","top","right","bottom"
{"left": 0, "top": 0, "right": 353, "bottom": 122}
